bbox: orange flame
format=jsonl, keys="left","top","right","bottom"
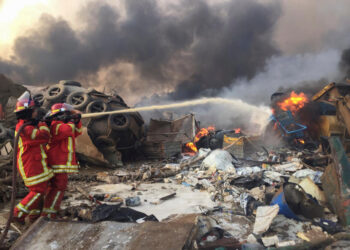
{"left": 297, "top": 139, "right": 305, "bottom": 144}
{"left": 277, "top": 91, "right": 308, "bottom": 114}
{"left": 185, "top": 142, "right": 198, "bottom": 153}
{"left": 194, "top": 126, "right": 215, "bottom": 143}
{"left": 234, "top": 128, "right": 241, "bottom": 133}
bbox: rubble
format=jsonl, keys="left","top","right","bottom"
{"left": 3, "top": 80, "right": 350, "bottom": 249}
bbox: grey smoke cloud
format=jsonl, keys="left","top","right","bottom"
{"left": 0, "top": 0, "right": 282, "bottom": 101}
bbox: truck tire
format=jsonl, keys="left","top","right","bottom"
{"left": 44, "top": 84, "right": 67, "bottom": 102}
{"left": 94, "top": 136, "right": 115, "bottom": 149}
{"left": 59, "top": 80, "right": 82, "bottom": 87}
{"left": 86, "top": 100, "right": 108, "bottom": 113}
{"left": 32, "top": 93, "right": 45, "bottom": 106}
{"left": 66, "top": 91, "right": 90, "bottom": 110}
{"left": 108, "top": 113, "right": 130, "bottom": 131}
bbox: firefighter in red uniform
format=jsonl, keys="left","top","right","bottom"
{"left": 13, "top": 91, "right": 53, "bottom": 223}
{"left": 41, "top": 103, "right": 82, "bottom": 218}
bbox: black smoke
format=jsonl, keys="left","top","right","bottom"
{"left": 340, "top": 47, "right": 350, "bottom": 79}
{"left": 0, "top": 0, "right": 281, "bottom": 100}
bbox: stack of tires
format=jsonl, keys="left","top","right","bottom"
{"left": 33, "top": 80, "right": 145, "bottom": 165}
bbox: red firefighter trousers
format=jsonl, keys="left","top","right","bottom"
{"left": 13, "top": 181, "right": 48, "bottom": 222}
{"left": 41, "top": 173, "right": 68, "bottom": 218}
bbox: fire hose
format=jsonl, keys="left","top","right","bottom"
{"left": 0, "top": 122, "right": 31, "bottom": 246}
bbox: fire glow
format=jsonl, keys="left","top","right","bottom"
{"left": 194, "top": 126, "right": 215, "bottom": 143}
{"left": 277, "top": 91, "right": 308, "bottom": 114}
{"left": 185, "top": 126, "right": 216, "bottom": 153}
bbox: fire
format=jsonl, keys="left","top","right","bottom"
{"left": 185, "top": 142, "right": 198, "bottom": 153}
{"left": 185, "top": 126, "right": 215, "bottom": 153}
{"left": 277, "top": 91, "right": 308, "bottom": 114}
{"left": 234, "top": 128, "right": 241, "bottom": 133}
{"left": 194, "top": 126, "right": 215, "bottom": 143}
{"left": 297, "top": 139, "right": 305, "bottom": 144}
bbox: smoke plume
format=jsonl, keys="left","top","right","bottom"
{"left": 0, "top": 0, "right": 281, "bottom": 101}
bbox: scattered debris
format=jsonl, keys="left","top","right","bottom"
{"left": 3, "top": 80, "right": 350, "bottom": 249}
{"left": 253, "top": 205, "right": 279, "bottom": 235}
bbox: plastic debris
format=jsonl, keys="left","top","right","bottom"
{"left": 201, "top": 149, "right": 236, "bottom": 174}
{"left": 125, "top": 196, "right": 141, "bottom": 207}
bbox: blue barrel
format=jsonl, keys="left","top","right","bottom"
{"left": 271, "top": 191, "right": 299, "bottom": 220}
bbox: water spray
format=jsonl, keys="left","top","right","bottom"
{"left": 81, "top": 97, "right": 264, "bottom": 118}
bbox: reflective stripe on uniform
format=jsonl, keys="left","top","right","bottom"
{"left": 53, "top": 169, "right": 79, "bottom": 173}
{"left": 51, "top": 165, "right": 79, "bottom": 173}
{"left": 55, "top": 124, "right": 62, "bottom": 135}
{"left": 75, "top": 126, "right": 82, "bottom": 133}
{"left": 22, "top": 145, "right": 53, "bottom": 186}
{"left": 16, "top": 203, "right": 29, "bottom": 214}
{"left": 68, "top": 123, "right": 75, "bottom": 134}
{"left": 16, "top": 193, "right": 41, "bottom": 215}
{"left": 42, "top": 208, "right": 57, "bottom": 214}
{"left": 24, "top": 171, "right": 54, "bottom": 186}
{"left": 50, "top": 191, "right": 61, "bottom": 211}
{"left": 39, "top": 126, "right": 50, "bottom": 133}
{"left": 31, "top": 129, "right": 38, "bottom": 140}
{"left": 17, "top": 136, "right": 26, "bottom": 179}
{"left": 51, "top": 164, "right": 79, "bottom": 173}
{"left": 29, "top": 209, "right": 41, "bottom": 215}
{"left": 66, "top": 137, "right": 73, "bottom": 166}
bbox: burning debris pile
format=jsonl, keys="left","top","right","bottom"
{"left": 2, "top": 80, "right": 350, "bottom": 249}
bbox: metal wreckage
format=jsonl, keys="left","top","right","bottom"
{"left": 1, "top": 74, "right": 350, "bottom": 249}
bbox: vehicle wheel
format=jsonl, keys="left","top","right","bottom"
{"left": 94, "top": 136, "right": 115, "bottom": 149}
{"left": 66, "top": 91, "right": 90, "bottom": 110}
{"left": 108, "top": 113, "right": 130, "bottom": 131}
{"left": 59, "top": 80, "right": 82, "bottom": 87}
{"left": 0, "top": 124, "right": 7, "bottom": 140}
{"left": 86, "top": 100, "right": 108, "bottom": 113}
{"left": 32, "top": 93, "right": 45, "bottom": 106}
{"left": 44, "top": 84, "right": 67, "bottom": 102}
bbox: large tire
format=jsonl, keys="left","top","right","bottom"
{"left": 94, "top": 136, "right": 115, "bottom": 149}
{"left": 66, "top": 91, "right": 90, "bottom": 110}
{"left": 32, "top": 93, "right": 45, "bottom": 106}
{"left": 108, "top": 113, "right": 130, "bottom": 131}
{"left": 86, "top": 100, "right": 108, "bottom": 113}
{"left": 44, "top": 84, "right": 67, "bottom": 102}
{"left": 59, "top": 80, "right": 82, "bottom": 87}
{"left": 0, "top": 124, "right": 7, "bottom": 140}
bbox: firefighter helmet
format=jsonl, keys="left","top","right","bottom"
{"left": 49, "top": 103, "right": 74, "bottom": 117}
{"left": 14, "top": 91, "right": 35, "bottom": 113}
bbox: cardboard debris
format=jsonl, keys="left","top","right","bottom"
{"left": 253, "top": 205, "right": 279, "bottom": 234}
{"left": 299, "top": 177, "right": 326, "bottom": 205}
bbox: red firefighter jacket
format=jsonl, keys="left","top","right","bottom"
{"left": 15, "top": 119, "right": 53, "bottom": 186}
{"left": 47, "top": 120, "right": 82, "bottom": 173}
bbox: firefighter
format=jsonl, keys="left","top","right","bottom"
{"left": 13, "top": 91, "right": 53, "bottom": 223}
{"left": 41, "top": 103, "right": 82, "bottom": 219}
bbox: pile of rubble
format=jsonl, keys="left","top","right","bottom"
{"left": 2, "top": 80, "right": 350, "bottom": 249}
{"left": 6, "top": 135, "right": 348, "bottom": 249}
